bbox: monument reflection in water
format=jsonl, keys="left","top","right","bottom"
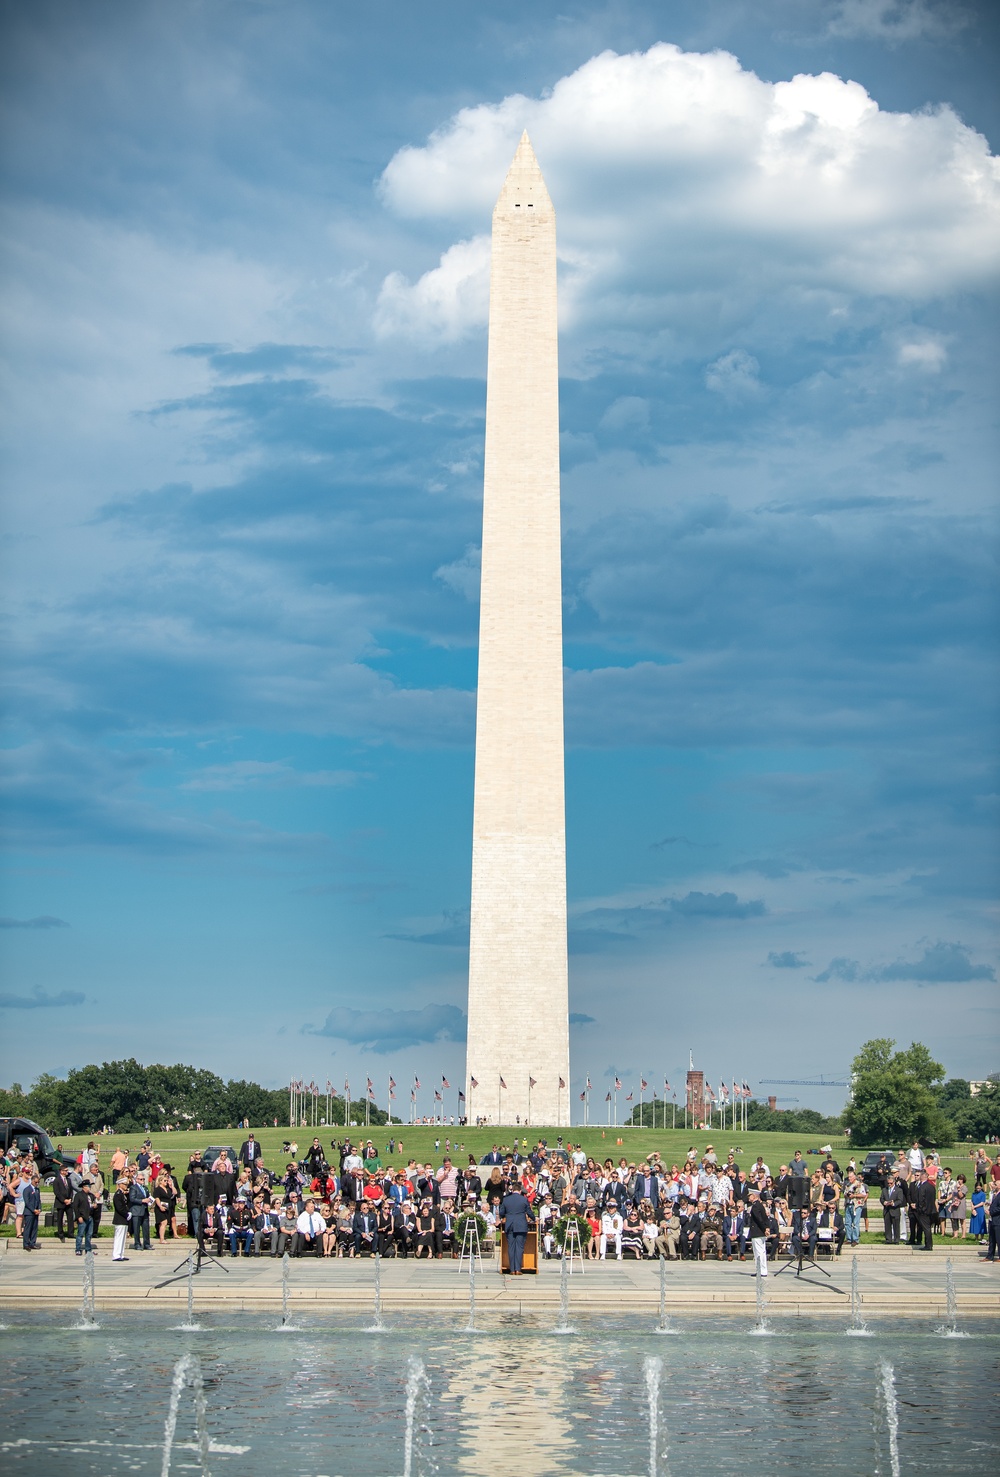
{"left": 1, "top": 1315, "right": 997, "bottom": 1476}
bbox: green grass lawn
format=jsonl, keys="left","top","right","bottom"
{"left": 33, "top": 1122, "right": 988, "bottom": 1179}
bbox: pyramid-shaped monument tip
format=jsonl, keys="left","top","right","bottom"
{"left": 496, "top": 130, "right": 552, "bottom": 211}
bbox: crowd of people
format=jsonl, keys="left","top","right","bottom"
{"left": 4, "top": 1132, "right": 1000, "bottom": 1266}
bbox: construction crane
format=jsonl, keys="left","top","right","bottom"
{"left": 758, "top": 1076, "right": 849, "bottom": 1087}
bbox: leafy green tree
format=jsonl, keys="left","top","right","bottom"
{"left": 844, "top": 1038, "right": 954, "bottom": 1147}
{"left": 0, "top": 1082, "right": 31, "bottom": 1117}
{"left": 950, "top": 1084, "right": 1000, "bottom": 1142}
{"left": 937, "top": 1078, "right": 971, "bottom": 1113}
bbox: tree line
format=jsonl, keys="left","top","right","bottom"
{"left": 0, "top": 1058, "right": 385, "bottom": 1134}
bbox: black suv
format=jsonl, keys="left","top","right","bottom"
{"left": 861, "top": 1150, "right": 897, "bottom": 1187}
{"left": 200, "top": 1145, "right": 238, "bottom": 1171}
{"left": 0, "top": 1117, "right": 75, "bottom": 1177}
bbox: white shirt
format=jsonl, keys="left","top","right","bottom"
{"left": 907, "top": 1147, "right": 925, "bottom": 1170}
{"left": 601, "top": 1211, "right": 623, "bottom": 1235}
{"left": 296, "top": 1210, "right": 324, "bottom": 1236}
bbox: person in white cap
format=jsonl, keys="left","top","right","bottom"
{"left": 748, "top": 1186, "right": 770, "bottom": 1277}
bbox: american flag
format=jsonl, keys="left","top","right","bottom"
{"left": 442, "top": 1075, "right": 450, "bottom": 1089}
{"left": 470, "top": 1076, "right": 479, "bottom": 1089}
{"left": 579, "top": 1090, "right": 586, "bottom": 1101}
{"left": 614, "top": 1076, "right": 622, "bottom": 1090}
{"left": 458, "top": 1089, "right": 465, "bottom": 1101}
{"left": 344, "top": 1078, "right": 350, "bottom": 1095}
{"left": 559, "top": 1077, "right": 566, "bottom": 1089}
{"left": 414, "top": 1076, "right": 421, "bottom": 1089}
{"left": 742, "top": 1081, "right": 752, "bottom": 1098}
{"left": 720, "top": 1083, "right": 729, "bottom": 1101}
{"left": 664, "top": 1080, "right": 671, "bottom": 1093}
{"left": 705, "top": 1081, "right": 715, "bottom": 1099}
{"left": 389, "top": 1077, "right": 396, "bottom": 1090}
{"left": 367, "top": 1077, "right": 374, "bottom": 1094}
{"left": 529, "top": 1076, "right": 537, "bottom": 1089}
{"left": 499, "top": 1077, "right": 507, "bottom": 1090}
{"left": 605, "top": 1091, "right": 612, "bottom": 1102}
{"left": 641, "top": 1078, "right": 648, "bottom": 1091}
{"left": 652, "top": 1089, "right": 658, "bottom": 1099}
{"left": 586, "top": 1077, "right": 592, "bottom": 1090}
{"left": 434, "top": 1089, "right": 442, "bottom": 1102}
{"left": 389, "top": 1086, "right": 396, "bottom": 1100}
{"left": 626, "top": 1092, "right": 633, "bottom": 1103}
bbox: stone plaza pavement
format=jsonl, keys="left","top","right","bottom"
{"left": 2, "top": 1239, "right": 997, "bottom": 1323}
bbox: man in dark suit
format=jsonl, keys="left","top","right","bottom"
{"left": 21, "top": 1175, "right": 41, "bottom": 1250}
{"left": 632, "top": 1167, "right": 661, "bottom": 1213}
{"left": 52, "top": 1166, "right": 75, "bottom": 1241}
{"left": 881, "top": 1173, "right": 906, "bottom": 1244}
{"left": 601, "top": 1170, "right": 629, "bottom": 1213}
{"left": 791, "top": 1207, "right": 818, "bottom": 1259}
{"left": 499, "top": 1184, "right": 534, "bottom": 1275}
{"left": 914, "top": 1170, "right": 937, "bottom": 1250}
{"left": 352, "top": 1204, "right": 378, "bottom": 1257}
{"left": 481, "top": 1146, "right": 503, "bottom": 1166}
{"left": 907, "top": 1174, "right": 924, "bottom": 1246}
{"left": 238, "top": 1133, "right": 263, "bottom": 1170}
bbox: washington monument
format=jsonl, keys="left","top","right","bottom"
{"left": 465, "top": 134, "right": 570, "bottom": 1128}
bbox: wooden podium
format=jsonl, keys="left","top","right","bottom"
{"left": 500, "top": 1227, "right": 538, "bottom": 1274}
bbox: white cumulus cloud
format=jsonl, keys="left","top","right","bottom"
{"left": 376, "top": 43, "right": 999, "bottom": 345}
{"left": 374, "top": 234, "right": 490, "bottom": 342}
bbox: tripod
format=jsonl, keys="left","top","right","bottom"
{"left": 772, "top": 1211, "right": 844, "bottom": 1293}
{"left": 153, "top": 1218, "right": 231, "bottom": 1290}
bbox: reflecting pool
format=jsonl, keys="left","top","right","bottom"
{"left": 1, "top": 1314, "right": 997, "bottom": 1475}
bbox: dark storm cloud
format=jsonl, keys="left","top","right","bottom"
{"left": 813, "top": 940, "right": 996, "bottom": 984}
{"left": 307, "top": 1002, "right": 467, "bottom": 1053}
{"left": 572, "top": 890, "right": 766, "bottom": 946}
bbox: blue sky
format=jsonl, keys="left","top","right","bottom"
{"left": 1, "top": 0, "right": 997, "bottom": 1118}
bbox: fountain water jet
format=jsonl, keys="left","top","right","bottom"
{"left": 276, "top": 1250, "right": 297, "bottom": 1330}
{"left": 880, "top": 1360, "right": 900, "bottom": 1477}
{"left": 402, "top": 1355, "right": 432, "bottom": 1477}
{"left": 644, "top": 1355, "right": 667, "bottom": 1477}
{"left": 465, "top": 1258, "right": 476, "bottom": 1333}
{"left": 77, "top": 1249, "right": 97, "bottom": 1328}
{"left": 553, "top": 1249, "right": 575, "bottom": 1334}
{"left": 656, "top": 1255, "right": 675, "bottom": 1334}
{"left": 367, "top": 1251, "right": 385, "bottom": 1332}
{"left": 846, "top": 1255, "right": 871, "bottom": 1335}
{"left": 161, "top": 1352, "right": 211, "bottom": 1477}
{"left": 751, "top": 1263, "right": 771, "bottom": 1334}
{"left": 172, "top": 1251, "right": 202, "bottom": 1331}
{"left": 938, "top": 1257, "right": 969, "bottom": 1336}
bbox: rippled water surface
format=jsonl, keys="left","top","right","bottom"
{"left": 1, "top": 1314, "right": 997, "bottom": 1475}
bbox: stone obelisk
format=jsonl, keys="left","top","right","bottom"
{"left": 465, "top": 133, "right": 570, "bottom": 1128}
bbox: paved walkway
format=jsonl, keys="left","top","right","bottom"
{"left": 2, "top": 1239, "right": 997, "bottom": 1321}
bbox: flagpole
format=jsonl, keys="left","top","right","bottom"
{"left": 639, "top": 1079, "right": 644, "bottom": 1130}
{"left": 527, "top": 1077, "right": 531, "bottom": 1128}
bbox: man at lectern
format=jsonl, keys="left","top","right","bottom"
{"left": 499, "top": 1182, "right": 535, "bottom": 1275}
